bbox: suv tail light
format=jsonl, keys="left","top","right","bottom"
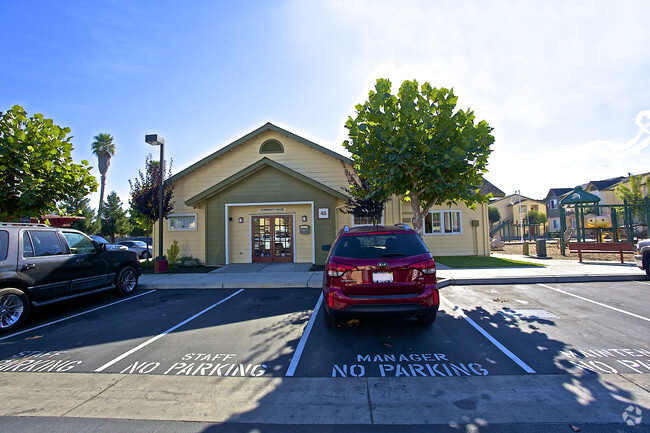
{"left": 327, "top": 262, "right": 357, "bottom": 277}
{"left": 408, "top": 259, "right": 436, "bottom": 275}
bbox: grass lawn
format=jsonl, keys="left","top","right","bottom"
{"left": 433, "top": 256, "right": 545, "bottom": 268}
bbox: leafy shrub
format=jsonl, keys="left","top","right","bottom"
{"left": 167, "top": 239, "right": 180, "bottom": 265}
{"left": 178, "top": 255, "right": 200, "bottom": 267}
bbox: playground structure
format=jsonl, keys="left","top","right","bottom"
{"left": 558, "top": 186, "right": 650, "bottom": 256}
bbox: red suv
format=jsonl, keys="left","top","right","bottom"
{"left": 322, "top": 224, "right": 439, "bottom": 326}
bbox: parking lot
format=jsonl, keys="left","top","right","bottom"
{"left": 0, "top": 280, "right": 649, "bottom": 430}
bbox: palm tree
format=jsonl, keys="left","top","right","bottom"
{"left": 91, "top": 133, "right": 116, "bottom": 225}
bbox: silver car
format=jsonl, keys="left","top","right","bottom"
{"left": 90, "top": 235, "right": 128, "bottom": 251}
{"left": 117, "top": 240, "right": 153, "bottom": 259}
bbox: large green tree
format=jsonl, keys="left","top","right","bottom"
{"left": 615, "top": 174, "right": 647, "bottom": 203}
{"left": 343, "top": 79, "right": 495, "bottom": 234}
{"left": 91, "top": 132, "right": 116, "bottom": 225}
{"left": 100, "top": 191, "right": 129, "bottom": 242}
{"left": 0, "top": 105, "right": 98, "bottom": 221}
{"left": 615, "top": 174, "right": 649, "bottom": 223}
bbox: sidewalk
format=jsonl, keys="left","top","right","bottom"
{"left": 137, "top": 255, "right": 647, "bottom": 290}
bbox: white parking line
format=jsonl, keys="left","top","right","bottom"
{"left": 94, "top": 289, "right": 244, "bottom": 372}
{"left": 440, "top": 295, "right": 536, "bottom": 374}
{"left": 0, "top": 290, "right": 157, "bottom": 342}
{"left": 285, "top": 293, "right": 322, "bottom": 377}
{"left": 537, "top": 283, "right": 650, "bottom": 322}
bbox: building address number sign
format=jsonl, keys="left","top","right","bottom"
{"left": 318, "top": 207, "right": 330, "bottom": 219}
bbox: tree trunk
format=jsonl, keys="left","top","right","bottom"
{"left": 96, "top": 153, "right": 111, "bottom": 228}
{"left": 408, "top": 192, "right": 433, "bottom": 236}
{"left": 97, "top": 173, "right": 106, "bottom": 225}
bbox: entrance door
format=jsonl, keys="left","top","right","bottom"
{"left": 252, "top": 215, "right": 294, "bottom": 262}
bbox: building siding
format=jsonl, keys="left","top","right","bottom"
{"left": 205, "top": 166, "right": 337, "bottom": 265}
{"left": 154, "top": 124, "right": 494, "bottom": 263}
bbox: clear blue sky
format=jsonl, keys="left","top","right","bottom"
{"left": 2, "top": 0, "right": 649, "bottom": 211}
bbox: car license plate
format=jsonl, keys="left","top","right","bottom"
{"left": 373, "top": 272, "right": 393, "bottom": 283}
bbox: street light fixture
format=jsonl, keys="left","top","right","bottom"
{"left": 145, "top": 134, "right": 167, "bottom": 273}
{"left": 516, "top": 190, "right": 523, "bottom": 243}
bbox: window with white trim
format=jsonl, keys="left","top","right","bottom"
{"left": 549, "top": 199, "right": 558, "bottom": 210}
{"left": 352, "top": 215, "right": 384, "bottom": 226}
{"left": 168, "top": 214, "right": 197, "bottom": 231}
{"left": 424, "top": 210, "right": 462, "bottom": 235}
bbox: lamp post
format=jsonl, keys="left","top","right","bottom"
{"left": 145, "top": 134, "right": 167, "bottom": 273}
{"left": 516, "top": 190, "right": 523, "bottom": 243}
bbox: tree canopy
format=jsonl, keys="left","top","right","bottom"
{"left": 614, "top": 174, "right": 647, "bottom": 203}
{"left": 338, "top": 160, "right": 387, "bottom": 225}
{"left": 0, "top": 105, "right": 98, "bottom": 221}
{"left": 129, "top": 154, "right": 174, "bottom": 235}
{"left": 488, "top": 206, "right": 501, "bottom": 225}
{"left": 343, "top": 78, "right": 495, "bottom": 234}
{"left": 615, "top": 174, "right": 649, "bottom": 223}
{"left": 526, "top": 209, "right": 548, "bottom": 225}
{"left": 61, "top": 195, "right": 99, "bottom": 234}
{"left": 100, "top": 191, "right": 129, "bottom": 242}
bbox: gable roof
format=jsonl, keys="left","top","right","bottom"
{"left": 479, "top": 178, "right": 505, "bottom": 198}
{"left": 600, "top": 171, "right": 650, "bottom": 190}
{"left": 491, "top": 193, "right": 544, "bottom": 206}
{"left": 185, "top": 157, "right": 349, "bottom": 207}
{"left": 548, "top": 188, "right": 573, "bottom": 196}
{"left": 543, "top": 188, "right": 573, "bottom": 201}
{"left": 170, "top": 122, "right": 352, "bottom": 183}
{"left": 585, "top": 176, "right": 625, "bottom": 191}
{"left": 560, "top": 186, "right": 601, "bottom": 205}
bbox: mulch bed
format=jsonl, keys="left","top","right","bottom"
{"left": 497, "top": 242, "right": 636, "bottom": 263}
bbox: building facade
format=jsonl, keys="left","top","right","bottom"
{"left": 153, "top": 123, "right": 495, "bottom": 265}
{"left": 490, "top": 194, "right": 547, "bottom": 240}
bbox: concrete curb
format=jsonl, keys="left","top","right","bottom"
{"left": 137, "top": 283, "right": 322, "bottom": 290}
{"left": 138, "top": 273, "right": 647, "bottom": 290}
{"left": 436, "top": 274, "right": 647, "bottom": 289}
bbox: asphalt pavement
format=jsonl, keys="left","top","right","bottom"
{"left": 138, "top": 253, "right": 647, "bottom": 290}
{"left": 2, "top": 256, "right": 648, "bottom": 432}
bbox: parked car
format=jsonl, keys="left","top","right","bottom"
{"left": 635, "top": 238, "right": 650, "bottom": 276}
{"left": 117, "top": 240, "right": 152, "bottom": 259}
{"left": 321, "top": 224, "right": 439, "bottom": 327}
{"left": 0, "top": 223, "right": 142, "bottom": 332}
{"left": 131, "top": 236, "right": 152, "bottom": 246}
{"left": 89, "top": 235, "right": 128, "bottom": 251}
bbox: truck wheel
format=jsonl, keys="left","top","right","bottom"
{"left": 115, "top": 266, "right": 138, "bottom": 295}
{"left": 0, "top": 288, "right": 30, "bottom": 332}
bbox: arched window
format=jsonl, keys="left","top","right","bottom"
{"left": 259, "top": 139, "right": 284, "bottom": 154}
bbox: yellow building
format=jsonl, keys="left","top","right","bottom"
{"left": 490, "top": 194, "right": 547, "bottom": 240}
{"left": 153, "top": 123, "right": 500, "bottom": 265}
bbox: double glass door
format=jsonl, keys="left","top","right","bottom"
{"left": 252, "top": 216, "right": 293, "bottom": 262}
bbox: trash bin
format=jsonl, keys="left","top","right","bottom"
{"left": 536, "top": 239, "right": 547, "bottom": 258}
{"left": 522, "top": 242, "right": 529, "bottom": 256}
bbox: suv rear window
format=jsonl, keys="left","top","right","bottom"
{"left": 332, "top": 232, "right": 429, "bottom": 259}
{"left": 0, "top": 230, "right": 8, "bottom": 261}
